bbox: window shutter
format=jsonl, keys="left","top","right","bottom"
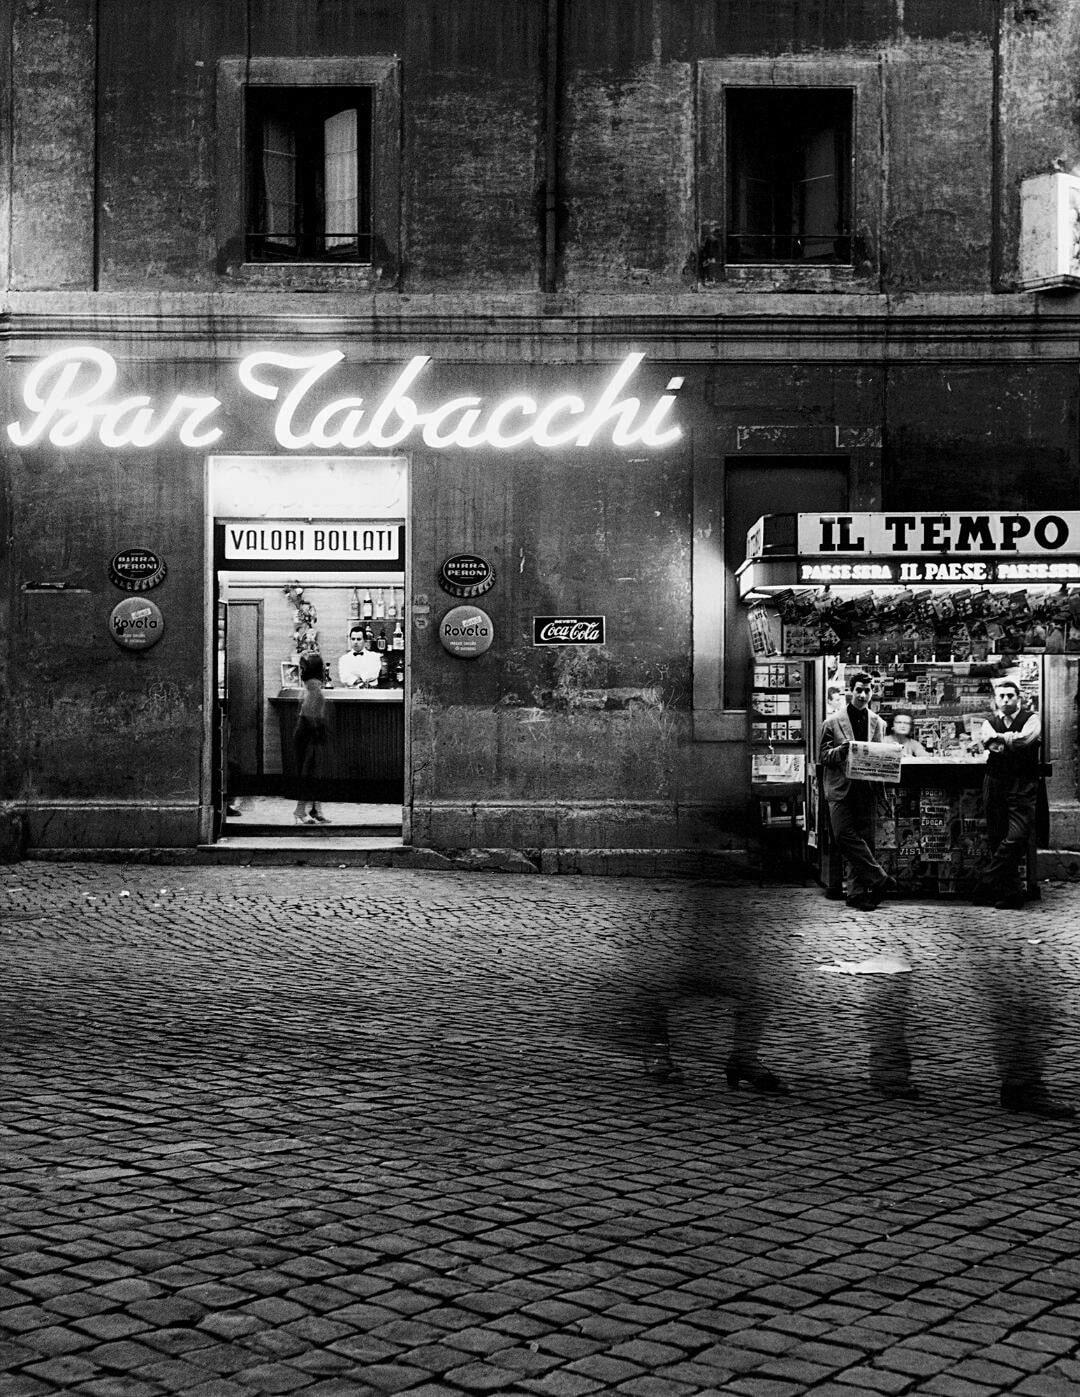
{"left": 262, "top": 116, "right": 297, "bottom": 244}
{"left": 324, "top": 107, "right": 359, "bottom": 251}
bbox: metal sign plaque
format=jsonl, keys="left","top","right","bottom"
{"left": 109, "top": 548, "right": 167, "bottom": 592}
{"left": 439, "top": 606, "right": 494, "bottom": 659}
{"left": 109, "top": 598, "right": 165, "bottom": 650}
{"left": 439, "top": 554, "right": 496, "bottom": 599}
{"left": 532, "top": 616, "right": 606, "bottom": 645}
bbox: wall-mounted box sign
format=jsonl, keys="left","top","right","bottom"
{"left": 533, "top": 616, "right": 606, "bottom": 645}
{"left": 110, "top": 597, "right": 164, "bottom": 650}
{"left": 109, "top": 548, "right": 166, "bottom": 592}
{"left": 439, "top": 606, "right": 494, "bottom": 658}
{"left": 1019, "top": 172, "right": 1080, "bottom": 290}
{"left": 214, "top": 521, "right": 405, "bottom": 572}
{"left": 439, "top": 554, "right": 496, "bottom": 599}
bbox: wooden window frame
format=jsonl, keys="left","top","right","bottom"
{"left": 217, "top": 57, "right": 400, "bottom": 288}
{"left": 698, "top": 56, "right": 881, "bottom": 292}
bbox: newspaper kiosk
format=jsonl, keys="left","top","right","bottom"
{"left": 739, "top": 511, "right": 1071, "bottom": 896}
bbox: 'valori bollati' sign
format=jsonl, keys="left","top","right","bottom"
{"left": 6, "top": 347, "right": 683, "bottom": 452}
{"left": 223, "top": 521, "right": 399, "bottom": 562}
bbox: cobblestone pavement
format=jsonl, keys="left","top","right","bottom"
{"left": 2, "top": 862, "right": 1080, "bottom": 1397}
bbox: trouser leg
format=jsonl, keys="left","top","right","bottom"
{"left": 829, "top": 790, "right": 886, "bottom": 896}
{"left": 984, "top": 780, "right": 1036, "bottom": 895}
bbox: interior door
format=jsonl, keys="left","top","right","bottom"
{"left": 213, "top": 597, "right": 229, "bottom": 839}
{"left": 724, "top": 458, "right": 849, "bottom": 708}
{"left": 225, "top": 599, "right": 264, "bottom": 787}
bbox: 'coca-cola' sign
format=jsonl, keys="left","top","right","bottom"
{"left": 532, "top": 616, "right": 606, "bottom": 646}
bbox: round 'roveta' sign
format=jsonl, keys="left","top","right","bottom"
{"left": 110, "top": 598, "right": 165, "bottom": 650}
{"left": 439, "top": 606, "right": 494, "bottom": 659}
{"left": 438, "top": 554, "right": 495, "bottom": 599}
{"left": 109, "top": 548, "right": 167, "bottom": 592}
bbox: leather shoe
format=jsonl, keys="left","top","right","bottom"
{"left": 726, "top": 1057, "right": 790, "bottom": 1095}
{"left": 846, "top": 893, "right": 877, "bottom": 911}
{"left": 994, "top": 892, "right": 1026, "bottom": 910}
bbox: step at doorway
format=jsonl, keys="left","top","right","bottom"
{"left": 223, "top": 796, "right": 403, "bottom": 836}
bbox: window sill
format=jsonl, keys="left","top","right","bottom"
{"left": 708, "top": 263, "right": 877, "bottom": 293}
{"left": 220, "top": 261, "right": 390, "bottom": 292}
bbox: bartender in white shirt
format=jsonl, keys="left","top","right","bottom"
{"left": 338, "top": 626, "right": 383, "bottom": 688}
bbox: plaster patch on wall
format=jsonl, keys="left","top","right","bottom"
{"left": 4, "top": 682, "right": 200, "bottom": 800}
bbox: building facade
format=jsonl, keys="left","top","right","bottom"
{"left": 3, "top": 0, "right": 1080, "bottom": 857}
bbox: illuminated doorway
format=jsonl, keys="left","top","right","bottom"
{"left": 205, "top": 457, "right": 409, "bottom": 847}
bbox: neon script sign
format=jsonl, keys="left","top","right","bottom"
{"left": 6, "top": 347, "right": 683, "bottom": 452}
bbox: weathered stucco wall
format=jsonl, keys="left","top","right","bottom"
{"left": 407, "top": 397, "right": 699, "bottom": 844}
{"left": 8, "top": 0, "right": 95, "bottom": 290}
{"left": 1000, "top": 0, "right": 1080, "bottom": 286}
{"left": 882, "top": 43, "right": 994, "bottom": 292}
{"left": 3, "top": 0, "right": 1046, "bottom": 296}
{"left": 0, "top": 363, "right": 207, "bottom": 837}
{"left": 561, "top": 63, "right": 695, "bottom": 291}
{"left": 883, "top": 364, "right": 1080, "bottom": 511}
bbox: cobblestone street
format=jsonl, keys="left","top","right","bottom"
{"left": 2, "top": 862, "right": 1080, "bottom": 1396}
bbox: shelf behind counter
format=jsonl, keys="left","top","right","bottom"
{"left": 270, "top": 688, "right": 404, "bottom": 800}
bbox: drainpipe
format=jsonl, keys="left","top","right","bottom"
{"left": 990, "top": 3, "right": 1003, "bottom": 292}
{"left": 541, "top": 0, "right": 562, "bottom": 293}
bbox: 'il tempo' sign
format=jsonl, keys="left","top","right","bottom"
{"left": 798, "top": 512, "right": 1080, "bottom": 557}
{"left": 7, "top": 348, "right": 683, "bottom": 453}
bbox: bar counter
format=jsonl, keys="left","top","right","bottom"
{"left": 270, "top": 688, "right": 404, "bottom": 801}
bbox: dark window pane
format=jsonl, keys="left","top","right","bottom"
{"left": 245, "top": 87, "right": 374, "bottom": 263}
{"left": 726, "top": 88, "right": 853, "bottom": 265}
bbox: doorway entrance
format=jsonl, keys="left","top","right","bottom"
{"left": 206, "top": 456, "right": 409, "bottom": 847}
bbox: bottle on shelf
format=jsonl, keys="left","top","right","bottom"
{"left": 392, "top": 619, "right": 404, "bottom": 651}
{"left": 375, "top": 588, "right": 386, "bottom": 620}
{"left": 361, "top": 589, "right": 373, "bottom": 620}
{"left": 351, "top": 587, "right": 360, "bottom": 621}
{"left": 364, "top": 622, "right": 374, "bottom": 644}
{"left": 394, "top": 656, "right": 404, "bottom": 685}
{"left": 376, "top": 627, "right": 387, "bottom": 652}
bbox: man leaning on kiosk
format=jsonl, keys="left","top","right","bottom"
{"left": 974, "top": 679, "right": 1041, "bottom": 911}
{"left": 820, "top": 671, "right": 895, "bottom": 912}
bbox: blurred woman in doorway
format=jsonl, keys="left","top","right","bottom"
{"left": 293, "top": 652, "right": 331, "bottom": 826}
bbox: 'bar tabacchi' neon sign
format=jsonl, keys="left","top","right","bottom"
{"left": 6, "top": 347, "right": 683, "bottom": 452}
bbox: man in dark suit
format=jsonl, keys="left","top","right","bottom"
{"left": 820, "top": 671, "right": 894, "bottom": 911}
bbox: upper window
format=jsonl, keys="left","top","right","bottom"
{"left": 246, "top": 87, "right": 373, "bottom": 264}
{"left": 726, "top": 88, "right": 853, "bottom": 266}
{"left": 217, "top": 57, "right": 400, "bottom": 287}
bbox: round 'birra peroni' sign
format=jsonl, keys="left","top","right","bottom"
{"left": 439, "top": 606, "right": 494, "bottom": 658}
{"left": 109, "top": 548, "right": 167, "bottom": 592}
{"left": 438, "top": 554, "right": 495, "bottom": 599}
{"left": 110, "top": 598, "right": 165, "bottom": 650}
